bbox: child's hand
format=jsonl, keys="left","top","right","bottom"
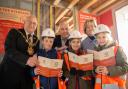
{"left": 33, "top": 54, "right": 39, "bottom": 66}
{"left": 58, "top": 70, "right": 63, "bottom": 77}
{"left": 26, "top": 56, "right": 38, "bottom": 67}
{"left": 34, "top": 67, "right": 40, "bottom": 75}
{"left": 95, "top": 66, "right": 109, "bottom": 75}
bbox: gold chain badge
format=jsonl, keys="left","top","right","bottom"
{"left": 17, "top": 30, "right": 38, "bottom": 55}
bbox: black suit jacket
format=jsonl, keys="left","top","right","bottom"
{"left": 53, "top": 35, "right": 69, "bottom": 48}
{"left": 0, "top": 28, "right": 39, "bottom": 89}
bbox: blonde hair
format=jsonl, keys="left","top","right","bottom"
{"left": 106, "top": 33, "right": 113, "bottom": 42}
{"left": 96, "top": 32, "right": 113, "bottom": 43}
{"left": 83, "top": 19, "right": 97, "bottom": 33}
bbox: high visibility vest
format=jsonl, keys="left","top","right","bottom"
{"left": 57, "top": 51, "right": 67, "bottom": 89}
{"left": 33, "top": 52, "right": 65, "bottom": 89}
{"left": 33, "top": 76, "right": 40, "bottom": 89}
{"left": 60, "top": 51, "right": 92, "bottom": 81}
{"left": 94, "top": 46, "right": 126, "bottom": 89}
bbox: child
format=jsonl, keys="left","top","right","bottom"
{"left": 94, "top": 24, "right": 128, "bottom": 89}
{"left": 32, "top": 28, "right": 61, "bottom": 89}
{"left": 62, "top": 30, "right": 93, "bottom": 89}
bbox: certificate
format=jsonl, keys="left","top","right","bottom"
{"left": 38, "top": 56, "right": 63, "bottom": 77}
{"left": 87, "top": 46, "right": 116, "bottom": 66}
{"left": 68, "top": 52, "right": 93, "bottom": 71}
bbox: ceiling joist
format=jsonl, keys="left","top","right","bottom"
{"left": 53, "top": 0, "right": 61, "bottom": 6}
{"left": 80, "top": 0, "right": 98, "bottom": 11}
{"left": 67, "top": 16, "right": 73, "bottom": 23}
{"left": 55, "top": 0, "right": 79, "bottom": 24}
{"left": 69, "top": 24, "right": 74, "bottom": 29}
{"left": 91, "top": 0, "right": 117, "bottom": 14}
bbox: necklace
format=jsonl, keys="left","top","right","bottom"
{"left": 17, "top": 30, "right": 38, "bottom": 55}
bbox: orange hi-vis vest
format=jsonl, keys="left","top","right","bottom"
{"left": 57, "top": 51, "right": 67, "bottom": 89}
{"left": 94, "top": 46, "right": 126, "bottom": 89}
{"left": 33, "top": 52, "right": 64, "bottom": 89}
{"left": 33, "top": 76, "right": 40, "bottom": 89}
{"left": 58, "top": 51, "right": 92, "bottom": 81}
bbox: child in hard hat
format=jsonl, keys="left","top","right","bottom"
{"left": 31, "top": 28, "right": 62, "bottom": 89}
{"left": 94, "top": 24, "right": 128, "bottom": 89}
{"left": 61, "top": 30, "right": 93, "bottom": 89}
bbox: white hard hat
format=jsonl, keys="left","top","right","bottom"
{"left": 68, "top": 30, "right": 82, "bottom": 39}
{"left": 94, "top": 24, "right": 111, "bottom": 35}
{"left": 41, "top": 28, "right": 55, "bottom": 38}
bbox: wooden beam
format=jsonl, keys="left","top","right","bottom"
{"left": 80, "top": 0, "right": 98, "bottom": 11}
{"left": 91, "top": 0, "right": 117, "bottom": 14}
{"left": 54, "top": 0, "right": 61, "bottom": 6}
{"left": 63, "top": 16, "right": 70, "bottom": 19}
{"left": 23, "top": 0, "right": 45, "bottom": 3}
{"left": 42, "top": 4, "right": 49, "bottom": 29}
{"left": 97, "top": 0, "right": 125, "bottom": 15}
{"left": 37, "top": 0, "right": 41, "bottom": 38}
{"left": 55, "top": 8, "right": 63, "bottom": 18}
{"left": 73, "top": 7, "right": 79, "bottom": 30}
{"left": 55, "top": 0, "right": 69, "bottom": 9}
{"left": 55, "top": 0, "right": 79, "bottom": 24}
{"left": 69, "top": 24, "right": 74, "bottom": 29}
{"left": 67, "top": 16, "right": 73, "bottom": 23}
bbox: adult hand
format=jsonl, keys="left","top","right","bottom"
{"left": 58, "top": 70, "right": 63, "bottom": 77}
{"left": 26, "top": 55, "right": 38, "bottom": 67}
{"left": 34, "top": 67, "right": 40, "bottom": 75}
{"left": 95, "top": 66, "right": 109, "bottom": 75}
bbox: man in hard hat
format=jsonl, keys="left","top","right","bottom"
{"left": 0, "top": 15, "right": 39, "bottom": 89}
{"left": 32, "top": 28, "right": 62, "bottom": 89}
{"left": 53, "top": 22, "right": 69, "bottom": 52}
{"left": 94, "top": 24, "right": 128, "bottom": 89}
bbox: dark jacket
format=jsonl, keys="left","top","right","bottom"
{"left": 62, "top": 48, "right": 93, "bottom": 89}
{"left": 53, "top": 35, "right": 69, "bottom": 48}
{"left": 32, "top": 49, "right": 58, "bottom": 89}
{"left": 0, "top": 28, "right": 39, "bottom": 89}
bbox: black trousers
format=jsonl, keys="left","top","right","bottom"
{"left": 0, "top": 72, "right": 33, "bottom": 89}
{"left": 0, "top": 64, "right": 33, "bottom": 89}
